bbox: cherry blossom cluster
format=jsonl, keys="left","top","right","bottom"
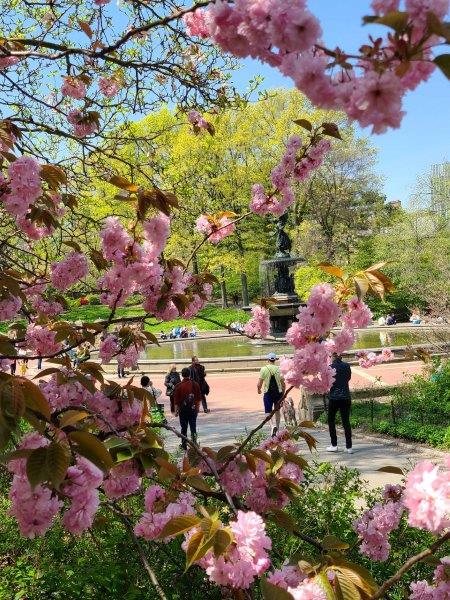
{"left": 205, "top": 429, "right": 304, "bottom": 514}
{"left": 185, "top": 510, "right": 271, "bottom": 590}
{"left": 98, "top": 215, "right": 212, "bottom": 323}
{"left": 353, "top": 486, "right": 404, "bottom": 561}
{"left": 9, "top": 431, "right": 105, "bottom": 538}
{"left": 25, "top": 324, "right": 61, "bottom": 356}
{"left": 403, "top": 456, "right": 450, "bottom": 534}
{"left": 0, "top": 294, "right": 22, "bottom": 321}
{"left": 103, "top": 460, "right": 141, "bottom": 500}
{"left": 135, "top": 485, "right": 196, "bottom": 540}
{"left": 243, "top": 305, "right": 271, "bottom": 339}
{"left": 281, "top": 285, "right": 376, "bottom": 394}
{"left": 410, "top": 557, "right": 450, "bottom": 600}
{"left": 67, "top": 109, "right": 99, "bottom": 137}
{"left": 184, "top": 0, "right": 449, "bottom": 134}
{"left": 356, "top": 347, "right": 395, "bottom": 368}
{"left": 51, "top": 252, "right": 89, "bottom": 291}
{"left": 187, "top": 109, "right": 209, "bottom": 130}
{"left": 250, "top": 136, "right": 331, "bottom": 217}
{"left": 8, "top": 433, "right": 63, "bottom": 538}
{"left": 195, "top": 214, "right": 236, "bottom": 243}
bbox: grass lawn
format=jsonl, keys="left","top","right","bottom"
{"left": 6, "top": 303, "right": 250, "bottom": 334}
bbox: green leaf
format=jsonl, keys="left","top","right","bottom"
{"left": 321, "top": 122, "right": 342, "bottom": 140}
{"left": 158, "top": 515, "right": 201, "bottom": 539}
{"left": 270, "top": 509, "right": 297, "bottom": 533}
{"left": 216, "top": 445, "right": 236, "bottom": 462}
{"left": 68, "top": 430, "right": 114, "bottom": 472}
{"left": 186, "top": 475, "right": 213, "bottom": 493}
{"left": 213, "top": 528, "right": 233, "bottom": 557}
{"left": 26, "top": 447, "right": 48, "bottom": 488}
{"left": 46, "top": 441, "right": 70, "bottom": 489}
{"left": 363, "top": 11, "right": 409, "bottom": 31}
{"left": 261, "top": 577, "right": 295, "bottom": 599}
{"left": 322, "top": 535, "right": 350, "bottom": 550}
{"left": 293, "top": 118, "right": 312, "bottom": 131}
{"left": 335, "top": 572, "right": 361, "bottom": 600}
{"left": 377, "top": 465, "right": 404, "bottom": 475}
{"left": 434, "top": 54, "right": 450, "bottom": 79}
{"left": 59, "top": 410, "right": 90, "bottom": 428}
{"left": 185, "top": 529, "right": 205, "bottom": 570}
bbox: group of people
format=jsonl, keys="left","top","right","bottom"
{"left": 257, "top": 352, "right": 354, "bottom": 453}
{"left": 377, "top": 313, "right": 397, "bottom": 326}
{"left": 160, "top": 325, "right": 198, "bottom": 340}
{"left": 162, "top": 356, "right": 210, "bottom": 449}
{"left": 229, "top": 321, "right": 245, "bottom": 334}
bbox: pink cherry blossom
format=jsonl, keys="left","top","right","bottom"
{"left": 25, "top": 324, "right": 61, "bottom": 356}
{"left": 100, "top": 216, "right": 132, "bottom": 262}
{"left": 51, "top": 252, "right": 89, "bottom": 291}
{"left": 61, "top": 77, "right": 87, "bottom": 99}
{"left": 403, "top": 458, "right": 450, "bottom": 534}
{"left": 0, "top": 294, "right": 22, "bottom": 320}
{"left": 98, "top": 334, "right": 120, "bottom": 363}
{"left": 195, "top": 214, "right": 235, "bottom": 243}
{"left": 98, "top": 76, "right": 121, "bottom": 98}
{"left": 244, "top": 305, "right": 270, "bottom": 339}
{"left": 0, "top": 56, "right": 19, "bottom": 70}
{"left": 288, "top": 580, "right": 328, "bottom": 600}
{"left": 183, "top": 10, "right": 210, "bottom": 38}
{"left": 40, "top": 369, "right": 91, "bottom": 412}
{"left": 61, "top": 457, "right": 103, "bottom": 535}
{"left": 268, "top": 565, "right": 306, "bottom": 589}
{"left": 135, "top": 490, "right": 196, "bottom": 541}
{"left": 342, "top": 297, "right": 372, "bottom": 329}
{"left": 353, "top": 500, "right": 403, "bottom": 561}
{"left": 187, "top": 110, "right": 209, "bottom": 130}
{"left": 143, "top": 213, "right": 171, "bottom": 257}
{"left": 31, "top": 296, "right": 64, "bottom": 317}
{"left": 371, "top": 0, "right": 400, "bottom": 14}
{"left": 67, "top": 109, "right": 99, "bottom": 137}
{"left": 103, "top": 460, "right": 141, "bottom": 499}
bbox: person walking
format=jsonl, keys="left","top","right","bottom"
{"left": 326, "top": 353, "right": 353, "bottom": 454}
{"left": 37, "top": 350, "right": 43, "bottom": 370}
{"left": 141, "top": 375, "right": 165, "bottom": 422}
{"left": 174, "top": 367, "right": 201, "bottom": 449}
{"left": 164, "top": 364, "right": 181, "bottom": 414}
{"left": 188, "top": 356, "right": 210, "bottom": 413}
{"left": 257, "top": 353, "right": 285, "bottom": 436}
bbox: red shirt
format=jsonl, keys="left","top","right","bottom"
{"left": 173, "top": 378, "right": 202, "bottom": 412}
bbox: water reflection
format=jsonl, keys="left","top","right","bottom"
{"left": 143, "top": 328, "right": 445, "bottom": 361}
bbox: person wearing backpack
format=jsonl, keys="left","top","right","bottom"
{"left": 257, "top": 353, "right": 285, "bottom": 437}
{"left": 164, "top": 364, "right": 181, "bottom": 414}
{"left": 174, "top": 367, "right": 202, "bottom": 449}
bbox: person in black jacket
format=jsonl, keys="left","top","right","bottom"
{"left": 164, "top": 364, "right": 181, "bottom": 414}
{"left": 326, "top": 353, "right": 353, "bottom": 454}
{"left": 188, "top": 356, "right": 210, "bottom": 413}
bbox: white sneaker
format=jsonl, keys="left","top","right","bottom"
{"left": 326, "top": 445, "right": 338, "bottom": 452}
{"left": 346, "top": 448, "right": 354, "bottom": 454}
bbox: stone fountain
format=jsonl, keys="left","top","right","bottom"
{"left": 246, "top": 213, "right": 304, "bottom": 338}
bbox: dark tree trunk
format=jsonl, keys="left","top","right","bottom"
{"left": 220, "top": 265, "right": 228, "bottom": 308}
{"left": 241, "top": 272, "right": 249, "bottom": 306}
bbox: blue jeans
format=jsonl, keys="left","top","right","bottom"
{"left": 263, "top": 390, "right": 283, "bottom": 413}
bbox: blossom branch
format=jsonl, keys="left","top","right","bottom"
{"left": 369, "top": 531, "right": 450, "bottom": 600}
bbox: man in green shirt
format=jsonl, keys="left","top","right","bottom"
{"left": 257, "top": 353, "right": 285, "bottom": 436}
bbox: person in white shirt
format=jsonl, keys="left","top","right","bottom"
{"left": 378, "top": 315, "right": 386, "bottom": 326}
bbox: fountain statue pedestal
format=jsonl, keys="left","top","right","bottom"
{"left": 244, "top": 213, "right": 303, "bottom": 338}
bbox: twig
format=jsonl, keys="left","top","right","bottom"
{"left": 369, "top": 532, "right": 450, "bottom": 600}
{"left": 115, "top": 508, "right": 168, "bottom": 600}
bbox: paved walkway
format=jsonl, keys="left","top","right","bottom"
{"left": 28, "top": 359, "right": 446, "bottom": 488}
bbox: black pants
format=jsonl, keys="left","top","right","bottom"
{"left": 179, "top": 408, "right": 198, "bottom": 449}
{"left": 200, "top": 393, "right": 208, "bottom": 412}
{"left": 328, "top": 397, "right": 352, "bottom": 449}
{"left": 117, "top": 366, "right": 125, "bottom": 378}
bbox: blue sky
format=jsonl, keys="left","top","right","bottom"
{"left": 230, "top": 0, "right": 450, "bottom": 204}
